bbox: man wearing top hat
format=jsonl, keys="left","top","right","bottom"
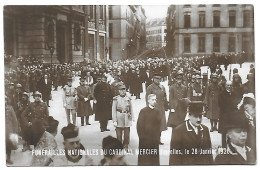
{"left": 112, "top": 84, "right": 134, "bottom": 150}
{"left": 63, "top": 77, "right": 77, "bottom": 125}
{"left": 76, "top": 77, "right": 92, "bottom": 126}
{"left": 169, "top": 101, "right": 213, "bottom": 165}
{"left": 52, "top": 124, "right": 94, "bottom": 166}
{"left": 21, "top": 91, "right": 49, "bottom": 146}
{"left": 168, "top": 70, "right": 188, "bottom": 129}
{"left": 214, "top": 111, "right": 256, "bottom": 165}
{"left": 146, "top": 73, "right": 168, "bottom": 144}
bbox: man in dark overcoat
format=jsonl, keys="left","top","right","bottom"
{"left": 169, "top": 101, "right": 213, "bottom": 165}
{"left": 94, "top": 75, "right": 114, "bottom": 132}
{"left": 37, "top": 74, "right": 52, "bottom": 107}
{"left": 77, "top": 77, "right": 93, "bottom": 126}
{"left": 137, "top": 94, "right": 161, "bottom": 165}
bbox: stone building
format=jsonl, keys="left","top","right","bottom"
{"left": 146, "top": 18, "right": 166, "bottom": 49}
{"left": 108, "top": 5, "right": 146, "bottom": 60}
{"left": 4, "top": 5, "right": 109, "bottom": 63}
{"left": 166, "top": 4, "right": 254, "bottom": 58}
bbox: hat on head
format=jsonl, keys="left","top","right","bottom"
{"left": 233, "top": 73, "right": 240, "bottom": 78}
{"left": 153, "top": 73, "right": 162, "bottom": 78}
{"left": 34, "top": 91, "right": 42, "bottom": 97}
{"left": 23, "top": 92, "right": 30, "bottom": 97}
{"left": 211, "top": 73, "right": 218, "bottom": 78}
{"left": 102, "top": 135, "right": 123, "bottom": 157}
{"left": 189, "top": 101, "right": 204, "bottom": 116}
{"left": 46, "top": 116, "right": 59, "bottom": 133}
{"left": 224, "top": 111, "right": 248, "bottom": 131}
{"left": 119, "top": 84, "right": 126, "bottom": 90}
{"left": 61, "top": 123, "right": 79, "bottom": 140}
{"left": 16, "top": 83, "right": 22, "bottom": 88}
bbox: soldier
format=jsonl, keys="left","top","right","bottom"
{"left": 76, "top": 77, "right": 92, "bottom": 126}
{"left": 53, "top": 124, "right": 94, "bottom": 166}
{"left": 168, "top": 71, "right": 188, "bottom": 129}
{"left": 63, "top": 77, "right": 77, "bottom": 125}
{"left": 169, "top": 101, "right": 213, "bottom": 165}
{"left": 112, "top": 84, "right": 134, "bottom": 150}
{"left": 21, "top": 91, "right": 49, "bottom": 147}
{"left": 187, "top": 75, "right": 203, "bottom": 102}
{"left": 146, "top": 73, "right": 168, "bottom": 144}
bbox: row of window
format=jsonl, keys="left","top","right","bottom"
{"left": 183, "top": 10, "right": 251, "bottom": 28}
{"left": 89, "top": 5, "right": 106, "bottom": 21}
{"left": 183, "top": 35, "right": 249, "bottom": 53}
{"left": 147, "top": 35, "right": 162, "bottom": 42}
{"left": 146, "top": 29, "right": 163, "bottom": 34}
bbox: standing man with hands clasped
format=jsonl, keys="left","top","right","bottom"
{"left": 112, "top": 84, "right": 134, "bottom": 150}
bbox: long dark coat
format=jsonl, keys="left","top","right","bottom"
{"left": 37, "top": 77, "right": 52, "bottom": 102}
{"left": 218, "top": 90, "right": 237, "bottom": 133}
{"left": 94, "top": 82, "right": 113, "bottom": 121}
{"left": 137, "top": 107, "right": 161, "bottom": 165}
{"left": 169, "top": 121, "right": 213, "bottom": 165}
{"left": 205, "top": 82, "right": 220, "bottom": 120}
{"left": 146, "top": 83, "right": 167, "bottom": 132}
{"left": 76, "top": 85, "right": 93, "bottom": 117}
{"left": 168, "top": 84, "right": 187, "bottom": 127}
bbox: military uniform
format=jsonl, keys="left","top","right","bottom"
{"left": 63, "top": 84, "right": 77, "bottom": 125}
{"left": 112, "top": 94, "right": 134, "bottom": 148}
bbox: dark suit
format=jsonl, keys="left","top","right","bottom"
{"left": 137, "top": 106, "right": 161, "bottom": 165}
{"left": 37, "top": 78, "right": 52, "bottom": 106}
{"left": 169, "top": 121, "right": 213, "bottom": 165}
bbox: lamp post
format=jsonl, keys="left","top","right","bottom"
{"left": 49, "top": 46, "right": 55, "bottom": 71}
{"left": 105, "top": 47, "right": 108, "bottom": 60}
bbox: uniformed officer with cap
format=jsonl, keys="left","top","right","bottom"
{"left": 63, "top": 77, "right": 77, "bottom": 125}
{"left": 112, "top": 84, "right": 134, "bottom": 150}
{"left": 169, "top": 101, "right": 213, "bottom": 165}
{"left": 21, "top": 91, "right": 49, "bottom": 146}
{"left": 52, "top": 124, "right": 94, "bottom": 166}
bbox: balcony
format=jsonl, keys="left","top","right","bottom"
{"left": 88, "top": 21, "right": 95, "bottom": 29}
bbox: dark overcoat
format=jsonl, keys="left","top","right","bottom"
{"left": 137, "top": 107, "right": 161, "bottom": 166}
{"left": 169, "top": 121, "right": 213, "bottom": 165}
{"left": 94, "top": 82, "right": 113, "bottom": 121}
{"left": 76, "top": 85, "right": 93, "bottom": 117}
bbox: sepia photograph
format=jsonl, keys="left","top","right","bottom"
{"left": 2, "top": 2, "right": 256, "bottom": 166}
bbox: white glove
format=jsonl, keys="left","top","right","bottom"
{"left": 171, "top": 109, "right": 175, "bottom": 113}
{"left": 93, "top": 100, "right": 97, "bottom": 104}
{"left": 113, "top": 122, "right": 118, "bottom": 127}
{"left": 9, "top": 133, "right": 19, "bottom": 149}
{"left": 28, "top": 122, "right": 32, "bottom": 126}
{"left": 84, "top": 98, "right": 88, "bottom": 102}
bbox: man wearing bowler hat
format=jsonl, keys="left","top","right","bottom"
{"left": 169, "top": 101, "right": 213, "bottom": 165}
{"left": 214, "top": 111, "right": 256, "bottom": 164}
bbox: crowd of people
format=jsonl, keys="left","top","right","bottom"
{"left": 5, "top": 52, "right": 256, "bottom": 166}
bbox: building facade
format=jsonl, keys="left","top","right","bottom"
{"left": 4, "top": 5, "right": 109, "bottom": 63}
{"left": 108, "top": 5, "right": 146, "bottom": 60}
{"left": 166, "top": 4, "right": 254, "bottom": 58}
{"left": 146, "top": 18, "right": 166, "bottom": 49}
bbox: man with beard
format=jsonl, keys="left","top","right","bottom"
{"left": 94, "top": 75, "right": 114, "bottom": 132}
{"left": 215, "top": 111, "right": 256, "bottom": 165}
{"left": 53, "top": 124, "right": 93, "bottom": 166}
{"left": 146, "top": 73, "right": 167, "bottom": 144}
{"left": 169, "top": 101, "right": 213, "bottom": 165}
{"left": 218, "top": 81, "right": 237, "bottom": 147}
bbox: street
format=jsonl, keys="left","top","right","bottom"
{"left": 10, "top": 62, "right": 252, "bottom": 166}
